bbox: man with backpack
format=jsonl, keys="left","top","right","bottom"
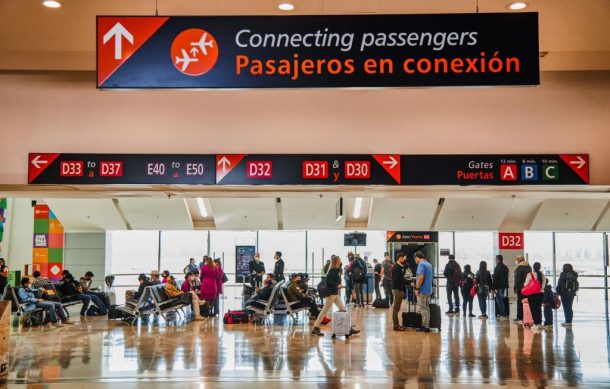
{"left": 443, "top": 255, "right": 462, "bottom": 315}
{"left": 380, "top": 252, "right": 394, "bottom": 304}
{"left": 556, "top": 263, "right": 579, "bottom": 327}
{"left": 350, "top": 253, "right": 367, "bottom": 307}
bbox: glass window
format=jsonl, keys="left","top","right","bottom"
{"left": 437, "top": 231, "right": 455, "bottom": 285}
{"left": 524, "top": 232, "right": 553, "bottom": 276}
{"left": 160, "top": 231, "right": 208, "bottom": 275}
{"left": 454, "top": 232, "right": 495, "bottom": 270}
{"left": 258, "top": 230, "right": 306, "bottom": 275}
{"left": 106, "top": 231, "right": 159, "bottom": 275}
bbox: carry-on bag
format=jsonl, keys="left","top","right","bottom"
{"left": 372, "top": 297, "right": 389, "bottom": 309}
{"left": 402, "top": 293, "right": 422, "bottom": 328}
{"left": 428, "top": 296, "right": 442, "bottom": 331}
{"left": 223, "top": 310, "right": 249, "bottom": 324}
{"left": 522, "top": 298, "right": 534, "bottom": 326}
{"left": 332, "top": 309, "right": 352, "bottom": 338}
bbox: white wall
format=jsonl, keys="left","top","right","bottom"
{"left": 0, "top": 71, "right": 609, "bottom": 185}
{"left": 5, "top": 199, "right": 34, "bottom": 275}
{"left": 64, "top": 233, "right": 105, "bottom": 289}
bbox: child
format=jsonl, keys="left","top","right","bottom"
{"left": 543, "top": 284, "right": 555, "bottom": 329}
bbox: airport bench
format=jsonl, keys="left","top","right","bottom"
{"left": 246, "top": 281, "right": 284, "bottom": 324}
{"left": 116, "top": 287, "right": 156, "bottom": 325}
{"left": 279, "top": 286, "right": 310, "bottom": 321}
{"left": 4, "top": 287, "right": 45, "bottom": 325}
{"left": 148, "top": 284, "right": 191, "bottom": 321}
{"left": 41, "top": 282, "right": 82, "bottom": 317}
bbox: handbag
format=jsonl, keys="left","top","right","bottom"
{"left": 470, "top": 285, "right": 477, "bottom": 297}
{"left": 317, "top": 278, "right": 330, "bottom": 298}
{"left": 522, "top": 272, "right": 542, "bottom": 296}
{"left": 222, "top": 272, "right": 228, "bottom": 284}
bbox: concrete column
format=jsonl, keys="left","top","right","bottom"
{"left": 5, "top": 199, "right": 34, "bottom": 275}
{"left": 493, "top": 231, "right": 525, "bottom": 300}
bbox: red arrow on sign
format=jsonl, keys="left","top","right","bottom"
{"left": 373, "top": 154, "right": 401, "bottom": 184}
{"left": 560, "top": 154, "right": 589, "bottom": 184}
{"left": 97, "top": 17, "right": 169, "bottom": 87}
{"left": 28, "top": 153, "right": 60, "bottom": 183}
{"left": 216, "top": 154, "right": 246, "bottom": 183}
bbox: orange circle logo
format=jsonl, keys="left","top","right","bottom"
{"left": 171, "top": 28, "right": 218, "bottom": 76}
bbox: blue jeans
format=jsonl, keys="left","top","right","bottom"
{"left": 495, "top": 288, "right": 507, "bottom": 317}
{"left": 36, "top": 301, "right": 67, "bottom": 323}
{"left": 561, "top": 293, "right": 574, "bottom": 323}
{"left": 478, "top": 293, "right": 488, "bottom": 315}
{"left": 76, "top": 293, "right": 91, "bottom": 315}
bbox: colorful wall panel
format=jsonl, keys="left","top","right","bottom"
{"left": 32, "top": 204, "right": 64, "bottom": 280}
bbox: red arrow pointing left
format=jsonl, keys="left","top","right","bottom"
{"left": 28, "top": 153, "right": 60, "bottom": 183}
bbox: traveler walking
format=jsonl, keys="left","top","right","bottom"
{"left": 492, "top": 254, "right": 510, "bottom": 320}
{"left": 312, "top": 256, "right": 360, "bottom": 336}
{"left": 556, "top": 263, "right": 579, "bottom": 327}
{"left": 513, "top": 255, "right": 532, "bottom": 323}
{"left": 475, "top": 261, "right": 492, "bottom": 319}
{"left": 380, "top": 252, "right": 394, "bottom": 304}
{"left": 459, "top": 265, "right": 476, "bottom": 317}
{"left": 391, "top": 252, "right": 407, "bottom": 331}
{"left": 523, "top": 262, "right": 546, "bottom": 331}
{"left": 443, "top": 255, "right": 461, "bottom": 315}
{"left": 414, "top": 251, "right": 433, "bottom": 332}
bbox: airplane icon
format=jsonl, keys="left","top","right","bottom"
{"left": 191, "top": 32, "right": 214, "bottom": 56}
{"left": 175, "top": 49, "right": 199, "bottom": 71}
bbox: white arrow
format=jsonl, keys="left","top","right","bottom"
{"left": 103, "top": 22, "right": 134, "bottom": 60}
{"left": 217, "top": 156, "right": 231, "bottom": 172}
{"left": 569, "top": 156, "right": 586, "bottom": 169}
{"left": 382, "top": 156, "right": 398, "bottom": 169}
{"left": 31, "top": 155, "right": 48, "bottom": 169}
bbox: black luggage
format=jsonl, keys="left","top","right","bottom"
{"left": 428, "top": 296, "right": 442, "bottom": 330}
{"left": 402, "top": 298, "right": 422, "bottom": 328}
{"left": 372, "top": 297, "right": 389, "bottom": 309}
{"left": 108, "top": 305, "right": 123, "bottom": 320}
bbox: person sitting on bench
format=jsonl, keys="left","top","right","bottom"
{"left": 18, "top": 277, "right": 75, "bottom": 328}
{"left": 80, "top": 271, "right": 109, "bottom": 310}
{"left": 286, "top": 274, "right": 320, "bottom": 320}
{"left": 245, "top": 279, "right": 274, "bottom": 316}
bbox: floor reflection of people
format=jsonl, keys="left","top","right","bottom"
{"left": 561, "top": 329, "right": 583, "bottom": 386}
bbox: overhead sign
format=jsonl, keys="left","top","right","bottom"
{"left": 97, "top": 13, "right": 539, "bottom": 89}
{"left": 498, "top": 232, "right": 524, "bottom": 250}
{"left": 28, "top": 153, "right": 589, "bottom": 185}
{"left": 387, "top": 231, "right": 439, "bottom": 243}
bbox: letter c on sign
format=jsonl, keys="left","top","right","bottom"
{"left": 235, "top": 29, "right": 250, "bottom": 48}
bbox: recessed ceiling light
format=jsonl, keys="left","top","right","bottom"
{"left": 278, "top": 3, "right": 295, "bottom": 11}
{"left": 353, "top": 197, "right": 363, "bottom": 219}
{"left": 42, "top": 0, "right": 62, "bottom": 8}
{"left": 507, "top": 2, "right": 528, "bottom": 10}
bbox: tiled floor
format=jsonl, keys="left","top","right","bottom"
{"left": 6, "top": 302, "right": 610, "bottom": 388}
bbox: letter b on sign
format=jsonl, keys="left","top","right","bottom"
{"left": 521, "top": 164, "right": 538, "bottom": 181}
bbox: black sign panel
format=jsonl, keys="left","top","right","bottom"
{"left": 97, "top": 13, "right": 539, "bottom": 88}
{"left": 28, "top": 153, "right": 589, "bottom": 185}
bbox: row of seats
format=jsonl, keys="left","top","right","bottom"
{"left": 2, "top": 284, "right": 83, "bottom": 323}
{"left": 116, "top": 284, "right": 191, "bottom": 325}
{"left": 246, "top": 281, "right": 313, "bottom": 324}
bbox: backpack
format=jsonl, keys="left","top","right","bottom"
{"left": 564, "top": 271, "right": 579, "bottom": 296}
{"left": 352, "top": 261, "right": 365, "bottom": 282}
{"left": 553, "top": 293, "right": 561, "bottom": 310}
{"left": 450, "top": 263, "right": 462, "bottom": 285}
{"left": 384, "top": 261, "right": 394, "bottom": 280}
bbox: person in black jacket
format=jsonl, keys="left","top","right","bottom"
{"left": 312, "top": 256, "right": 360, "bottom": 336}
{"left": 443, "top": 255, "right": 462, "bottom": 315}
{"left": 273, "top": 251, "right": 285, "bottom": 282}
{"left": 513, "top": 255, "right": 532, "bottom": 323}
{"left": 459, "top": 265, "right": 476, "bottom": 317}
{"left": 492, "top": 255, "right": 510, "bottom": 320}
{"left": 245, "top": 279, "right": 274, "bottom": 316}
{"left": 391, "top": 252, "right": 408, "bottom": 331}
{"left": 556, "top": 263, "right": 579, "bottom": 327}
{"left": 249, "top": 253, "right": 266, "bottom": 288}
{"left": 475, "top": 261, "right": 492, "bottom": 319}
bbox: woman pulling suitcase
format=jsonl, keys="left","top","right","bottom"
{"left": 312, "top": 256, "right": 361, "bottom": 337}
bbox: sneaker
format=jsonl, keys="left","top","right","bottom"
{"left": 349, "top": 328, "right": 360, "bottom": 335}
{"left": 393, "top": 326, "right": 406, "bottom": 332}
{"left": 416, "top": 327, "right": 431, "bottom": 333}
{"left": 311, "top": 327, "right": 323, "bottom": 336}
{"left": 468, "top": 314, "right": 476, "bottom": 318}
{"left": 445, "top": 310, "right": 454, "bottom": 315}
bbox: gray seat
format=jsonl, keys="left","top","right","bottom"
{"left": 247, "top": 281, "right": 285, "bottom": 324}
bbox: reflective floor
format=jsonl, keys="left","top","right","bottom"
{"left": 6, "top": 300, "right": 610, "bottom": 388}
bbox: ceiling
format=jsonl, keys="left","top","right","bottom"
{"left": 0, "top": 0, "right": 609, "bottom": 71}
{"left": 32, "top": 190, "right": 610, "bottom": 232}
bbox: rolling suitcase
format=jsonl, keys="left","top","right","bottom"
{"left": 522, "top": 298, "right": 534, "bottom": 326}
{"left": 428, "top": 296, "right": 442, "bottom": 331}
{"left": 402, "top": 297, "right": 422, "bottom": 328}
{"left": 332, "top": 309, "right": 352, "bottom": 338}
{"left": 372, "top": 297, "right": 389, "bottom": 309}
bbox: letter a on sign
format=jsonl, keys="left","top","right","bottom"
{"left": 500, "top": 164, "right": 517, "bottom": 181}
